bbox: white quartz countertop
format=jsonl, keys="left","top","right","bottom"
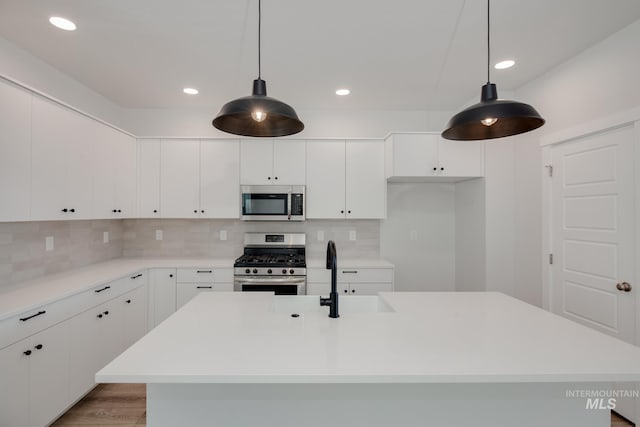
{"left": 96, "top": 291, "right": 640, "bottom": 384}
{"left": 306, "top": 258, "right": 394, "bottom": 269}
{"left": 0, "top": 257, "right": 235, "bottom": 321}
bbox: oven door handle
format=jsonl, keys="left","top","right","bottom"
{"left": 235, "top": 277, "right": 306, "bottom": 285}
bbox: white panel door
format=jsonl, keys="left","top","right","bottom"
{"left": 121, "top": 285, "right": 148, "bottom": 350}
{"left": 200, "top": 139, "right": 240, "bottom": 218}
{"left": 161, "top": 139, "right": 201, "bottom": 218}
{"left": 551, "top": 125, "right": 635, "bottom": 343}
{"left": 273, "top": 140, "right": 306, "bottom": 184}
{"left": 345, "top": 140, "right": 386, "bottom": 218}
{"left": 67, "top": 306, "right": 102, "bottom": 402}
{"left": 63, "top": 110, "right": 94, "bottom": 220}
{"left": 138, "top": 139, "right": 161, "bottom": 217}
{"left": 148, "top": 269, "right": 177, "bottom": 328}
{"left": 306, "top": 140, "right": 346, "bottom": 218}
{"left": 92, "top": 123, "right": 118, "bottom": 218}
{"left": 0, "top": 81, "right": 31, "bottom": 222}
{"left": 240, "top": 139, "right": 273, "bottom": 184}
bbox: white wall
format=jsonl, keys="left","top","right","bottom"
{"left": 483, "top": 18, "right": 640, "bottom": 306}
{"left": 121, "top": 107, "right": 453, "bottom": 139}
{"left": 380, "top": 183, "right": 456, "bottom": 292}
{"left": 455, "top": 178, "right": 485, "bottom": 292}
{"left": 0, "top": 37, "right": 124, "bottom": 127}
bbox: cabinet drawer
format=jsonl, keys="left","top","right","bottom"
{"left": 177, "top": 268, "right": 231, "bottom": 283}
{"left": 338, "top": 268, "right": 393, "bottom": 283}
{"left": 176, "top": 282, "right": 230, "bottom": 309}
{"left": 88, "top": 271, "right": 147, "bottom": 306}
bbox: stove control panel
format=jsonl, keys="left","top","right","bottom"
{"left": 234, "top": 267, "right": 306, "bottom": 276}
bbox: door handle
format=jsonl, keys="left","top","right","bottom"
{"left": 616, "top": 282, "right": 632, "bottom": 292}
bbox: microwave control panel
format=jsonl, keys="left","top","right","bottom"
{"left": 291, "top": 194, "right": 304, "bottom": 215}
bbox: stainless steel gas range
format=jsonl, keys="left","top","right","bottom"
{"left": 233, "top": 233, "right": 306, "bottom": 295}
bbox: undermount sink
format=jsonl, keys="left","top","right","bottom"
{"left": 271, "top": 295, "right": 394, "bottom": 314}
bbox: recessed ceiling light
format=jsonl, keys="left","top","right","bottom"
{"left": 335, "top": 89, "right": 350, "bottom": 96}
{"left": 49, "top": 16, "right": 76, "bottom": 31}
{"left": 494, "top": 60, "right": 515, "bottom": 70}
{"left": 183, "top": 88, "right": 199, "bottom": 95}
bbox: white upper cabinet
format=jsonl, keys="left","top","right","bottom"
{"left": 240, "top": 139, "right": 305, "bottom": 185}
{"left": 161, "top": 139, "right": 201, "bottom": 218}
{"left": 200, "top": 139, "right": 240, "bottom": 218}
{"left": 31, "top": 96, "right": 94, "bottom": 220}
{"left": 345, "top": 140, "right": 386, "bottom": 218}
{"left": 0, "top": 80, "right": 31, "bottom": 222}
{"left": 160, "top": 139, "right": 240, "bottom": 218}
{"left": 385, "top": 133, "right": 483, "bottom": 180}
{"left": 137, "top": 139, "right": 161, "bottom": 218}
{"left": 306, "top": 140, "right": 346, "bottom": 218}
{"left": 93, "top": 125, "right": 136, "bottom": 218}
{"left": 306, "top": 140, "right": 386, "bottom": 219}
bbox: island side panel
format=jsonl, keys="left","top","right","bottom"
{"left": 146, "top": 383, "right": 609, "bottom": 427}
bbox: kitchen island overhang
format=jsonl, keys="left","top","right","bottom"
{"left": 96, "top": 292, "right": 640, "bottom": 426}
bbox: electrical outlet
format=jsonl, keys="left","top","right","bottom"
{"left": 410, "top": 230, "right": 418, "bottom": 241}
{"left": 155, "top": 229, "right": 163, "bottom": 241}
{"left": 349, "top": 230, "right": 357, "bottom": 241}
{"left": 317, "top": 230, "right": 324, "bottom": 241}
{"left": 219, "top": 230, "right": 227, "bottom": 241}
{"left": 103, "top": 231, "right": 109, "bottom": 243}
{"left": 45, "top": 236, "right": 54, "bottom": 251}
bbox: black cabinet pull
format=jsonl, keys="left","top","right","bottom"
{"left": 23, "top": 350, "right": 32, "bottom": 356}
{"left": 267, "top": 176, "right": 271, "bottom": 180}
{"left": 196, "top": 286, "right": 213, "bottom": 289}
{"left": 440, "top": 167, "right": 444, "bottom": 171}
{"left": 126, "top": 299, "right": 132, "bottom": 304}
{"left": 197, "top": 270, "right": 212, "bottom": 274}
{"left": 97, "top": 313, "right": 103, "bottom": 318}
{"left": 201, "top": 210, "right": 205, "bottom": 213}
{"left": 70, "top": 208, "right": 75, "bottom": 213}
{"left": 112, "top": 209, "right": 117, "bottom": 213}
{"left": 351, "top": 289, "right": 355, "bottom": 293}
{"left": 117, "top": 209, "right": 122, "bottom": 213}
{"left": 194, "top": 209, "right": 198, "bottom": 213}
{"left": 343, "top": 289, "right": 348, "bottom": 293}
{"left": 131, "top": 273, "right": 142, "bottom": 279}
{"left": 274, "top": 176, "right": 278, "bottom": 180}
{"left": 94, "top": 285, "right": 111, "bottom": 293}
{"left": 342, "top": 270, "right": 358, "bottom": 274}
{"left": 348, "top": 210, "right": 351, "bottom": 214}
{"left": 34, "top": 344, "right": 43, "bottom": 350}
{"left": 340, "top": 210, "right": 344, "bottom": 214}
{"left": 433, "top": 167, "right": 437, "bottom": 171}
{"left": 169, "top": 274, "right": 173, "bottom": 278}
{"left": 20, "top": 310, "right": 46, "bottom": 322}
{"left": 61, "top": 208, "right": 68, "bottom": 212}
{"left": 103, "top": 311, "right": 109, "bottom": 315}
{"left": 153, "top": 209, "right": 157, "bottom": 213}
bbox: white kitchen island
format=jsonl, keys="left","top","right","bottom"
{"left": 96, "top": 292, "right": 640, "bottom": 427}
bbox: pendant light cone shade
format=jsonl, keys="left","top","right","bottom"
{"left": 212, "top": 0, "right": 303, "bottom": 137}
{"left": 441, "top": 83, "right": 545, "bottom": 140}
{"left": 213, "top": 79, "right": 304, "bottom": 137}
{"left": 441, "top": 0, "right": 544, "bottom": 141}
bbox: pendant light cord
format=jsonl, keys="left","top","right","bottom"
{"left": 486, "top": 0, "right": 490, "bottom": 84}
{"left": 258, "top": 0, "right": 262, "bottom": 79}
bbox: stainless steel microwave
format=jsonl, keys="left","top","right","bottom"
{"left": 240, "top": 185, "right": 305, "bottom": 221}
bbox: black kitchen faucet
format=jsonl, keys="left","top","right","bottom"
{"left": 320, "top": 240, "right": 339, "bottom": 318}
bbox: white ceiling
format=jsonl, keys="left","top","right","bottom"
{"left": 1, "top": 0, "right": 640, "bottom": 112}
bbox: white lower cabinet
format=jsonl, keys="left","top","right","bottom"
{"left": 175, "top": 268, "right": 234, "bottom": 309}
{"left": 148, "top": 269, "right": 177, "bottom": 329}
{"left": 0, "top": 319, "right": 71, "bottom": 427}
{"left": 306, "top": 267, "right": 394, "bottom": 297}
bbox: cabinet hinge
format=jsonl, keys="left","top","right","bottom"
{"left": 549, "top": 254, "right": 553, "bottom": 264}
{"left": 544, "top": 165, "right": 553, "bottom": 177}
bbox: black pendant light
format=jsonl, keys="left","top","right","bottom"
{"left": 213, "top": 0, "right": 304, "bottom": 137}
{"left": 442, "top": 0, "right": 544, "bottom": 141}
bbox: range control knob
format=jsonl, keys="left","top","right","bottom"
{"left": 245, "top": 269, "right": 250, "bottom": 274}
{"left": 289, "top": 269, "right": 295, "bottom": 275}
{"left": 282, "top": 269, "right": 287, "bottom": 274}
{"left": 252, "top": 269, "right": 258, "bottom": 274}
{"left": 267, "top": 269, "right": 272, "bottom": 274}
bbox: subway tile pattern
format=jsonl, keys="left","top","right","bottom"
{"left": 121, "top": 219, "right": 380, "bottom": 260}
{"left": 0, "top": 220, "right": 123, "bottom": 289}
{"left": 0, "top": 219, "right": 380, "bottom": 290}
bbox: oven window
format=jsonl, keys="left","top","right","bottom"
{"left": 241, "top": 284, "right": 298, "bottom": 295}
{"left": 243, "top": 194, "right": 287, "bottom": 215}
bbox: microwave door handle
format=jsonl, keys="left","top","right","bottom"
{"left": 287, "top": 189, "right": 292, "bottom": 220}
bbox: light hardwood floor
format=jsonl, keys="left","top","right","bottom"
{"left": 52, "top": 383, "right": 634, "bottom": 427}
